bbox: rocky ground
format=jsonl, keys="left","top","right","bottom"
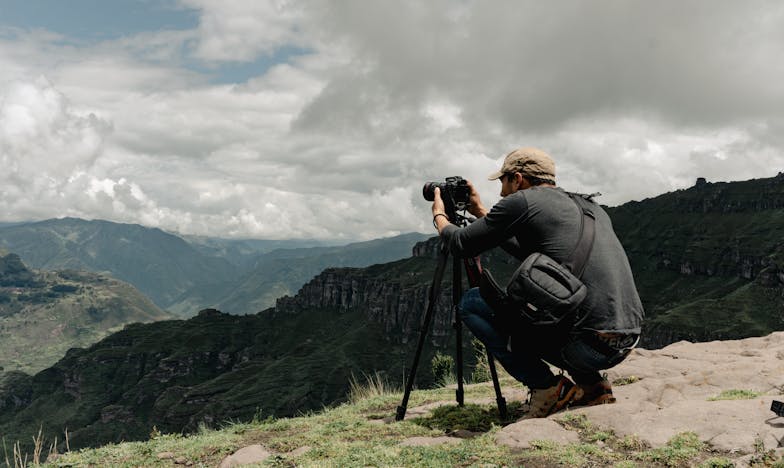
{"left": 218, "top": 332, "right": 784, "bottom": 466}
{"left": 494, "top": 332, "right": 784, "bottom": 466}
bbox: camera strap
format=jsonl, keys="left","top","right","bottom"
{"left": 562, "top": 193, "right": 596, "bottom": 278}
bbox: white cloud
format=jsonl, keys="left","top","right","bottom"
{"left": 0, "top": 78, "right": 110, "bottom": 202}
{"left": 181, "top": 0, "right": 307, "bottom": 62}
{"left": 1, "top": 1, "right": 783, "bottom": 240}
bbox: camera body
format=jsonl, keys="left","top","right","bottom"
{"left": 423, "top": 176, "right": 471, "bottom": 212}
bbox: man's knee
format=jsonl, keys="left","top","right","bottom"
{"left": 458, "top": 287, "right": 485, "bottom": 321}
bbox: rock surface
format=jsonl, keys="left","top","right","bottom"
{"left": 497, "top": 332, "right": 784, "bottom": 454}
{"left": 495, "top": 419, "right": 580, "bottom": 449}
{"left": 400, "top": 436, "right": 463, "bottom": 447}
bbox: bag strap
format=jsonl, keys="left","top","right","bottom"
{"left": 562, "top": 193, "right": 596, "bottom": 278}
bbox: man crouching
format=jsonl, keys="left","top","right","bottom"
{"left": 430, "top": 147, "right": 644, "bottom": 418}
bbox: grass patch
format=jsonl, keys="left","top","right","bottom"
{"left": 558, "top": 413, "right": 614, "bottom": 444}
{"left": 745, "top": 435, "right": 784, "bottom": 466}
{"left": 640, "top": 432, "right": 705, "bottom": 466}
{"left": 347, "top": 371, "right": 399, "bottom": 404}
{"left": 410, "top": 402, "right": 525, "bottom": 433}
{"left": 707, "top": 389, "right": 762, "bottom": 401}
{"left": 613, "top": 375, "right": 641, "bottom": 386}
{"left": 521, "top": 437, "right": 624, "bottom": 467}
{"left": 698, "top": 457, "right": 737, "bottom": 467}
{"left": 38, "top": 385, "right": 749, "bottom": 468}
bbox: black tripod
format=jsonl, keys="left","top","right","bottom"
{"left": 395, "top": 210, "right": 507, "bottom": 421}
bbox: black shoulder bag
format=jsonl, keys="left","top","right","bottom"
{"left": 479, "top": 193, "right": 596, "bottom": 326}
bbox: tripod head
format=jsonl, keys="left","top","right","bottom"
{"left": 448, "top": 210, "right": 473, "bottom": 228}
{"left": 439, "top": 187, "right": 472, "bottom": 228}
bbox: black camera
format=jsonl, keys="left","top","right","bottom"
{"left": 423, "top": 176, "right": 471, "bottom": 212}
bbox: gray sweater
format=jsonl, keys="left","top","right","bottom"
{"left": 440, "top": 186, "right": 644, "bottom": 335}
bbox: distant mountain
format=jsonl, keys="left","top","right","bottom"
{"left": 0, "top": 218, "right": 242, "bottom": 312}
{"left": 0, "top": 219, "right": 430, "bottom": 317}
{"left": 181, "top": 235, "right": 339, "bottom": 269}
{"left": 0, "top": 251, "right": 172, "bottom": 375}
{"left": 212, "top": 232, "right": 431, "bottom": 314}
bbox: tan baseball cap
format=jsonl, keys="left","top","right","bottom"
{"left": 488, "top": 147, "right": 556, "bottom": 181}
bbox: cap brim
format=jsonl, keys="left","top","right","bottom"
{"left": 488, "top": 170, "right": 504, "bottom": 181}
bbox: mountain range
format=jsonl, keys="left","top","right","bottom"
{"left": 0, "top": 218, "right": 239, "bottom": 312}
{"left": 0, "top": 219, "right": 429, "bottom": 316}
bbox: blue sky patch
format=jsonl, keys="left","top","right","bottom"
{"left": 0, "top": 0, "right": 199, "bottom": 40}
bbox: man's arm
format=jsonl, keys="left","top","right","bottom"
{"left": 432, "top": 189, "right": 529, "bottom": 258}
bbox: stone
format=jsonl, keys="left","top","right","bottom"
{"left": 399, "top": 436, "right": 462, "bottom": 447}
{"left": 495, "top": 418, "right": 580, "bottom": 450}
{"left": 218, "top": 445, "right": 272, "bottom": 467}
{"left": 286, "top": 446, "right": 311, "bottom": 458}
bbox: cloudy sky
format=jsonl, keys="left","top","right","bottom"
{"left": 1, "top": 1, "right": 783, "bottom": 241}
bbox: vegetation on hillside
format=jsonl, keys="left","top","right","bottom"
{"left": 605, "top": 175, "right": 784, "bottom": 346}
{"left": 0, "top": 253, "right": 170, "bottom": 375}
{"left": 0, "top": 300, "right": 476, "bottom": 456}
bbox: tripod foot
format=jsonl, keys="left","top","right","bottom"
{"left": 497, "top": 397, "right": 508, "bottom": 420}
{"left": 395, "top": 405, "right": 407, "bottom": 421}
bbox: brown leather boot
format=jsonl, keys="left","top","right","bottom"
{"left": 572, "top": 378, "right": 616, "bottom": 407}
{"left": 519, "top": 376, "right": 578, "bottom": 420}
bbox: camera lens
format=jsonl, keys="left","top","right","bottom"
{"left": 422, "top": 182, "right": 439, "bottom": 201}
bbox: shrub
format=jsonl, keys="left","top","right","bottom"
{"left": 431, "top": 352, "right": 455, "bottom": 387}
{"left": 470, "top": 338, "right": 491, "bottom": 383}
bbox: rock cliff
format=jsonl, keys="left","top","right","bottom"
{"left": 275, "top": 238, "right": 454, "bottom": 344}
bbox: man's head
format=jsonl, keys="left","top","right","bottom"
{"left": 488, "top": 147, "right": 556, "bottom": 196}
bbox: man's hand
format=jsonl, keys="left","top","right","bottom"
{"left": 431, "top": 187, "right": 450, "bottom": 233}
{"left": 466, "top": 180, "right": 488, "bottom": 218}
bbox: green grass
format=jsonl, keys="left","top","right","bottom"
{"left": 411, "top": 402, "right": 526, "bottom": 432}
{"left": 27, "top": 379, "right": 778, "bottom": 468}
{"left": 348, "top": 371, "right": 399, "bottom": 404}
{"left": 613, "top": 375, "right": 641, "bottom": 386}
{"left": 707, "top": 389, "right": 763, "bottom": 401}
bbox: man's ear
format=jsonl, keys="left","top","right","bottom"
{"left": 514, "top": 172, "right": 527, "bottom": 189}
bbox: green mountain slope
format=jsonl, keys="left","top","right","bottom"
{"left": 606, "top": 174, "right": 784, "bottom": 346}
{"left": 0, "top": 218, "right": 241, "bottom": 312}
{"left": 0, "top": 252, "right": 172, "bottom": 375}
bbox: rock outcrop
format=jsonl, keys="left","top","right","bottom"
{"left": 497, "top": 331, "right": 784, "bottom": 457}
{"left": 275, "top": 236, "right": 466, "bottom": 345}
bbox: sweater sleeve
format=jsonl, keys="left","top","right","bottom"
{"left": 440, "top": 192, "right": 529, "bottom": 258}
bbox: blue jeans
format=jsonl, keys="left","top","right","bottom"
{"left": 459, "top": 288, "right": 623, "bottom": 388}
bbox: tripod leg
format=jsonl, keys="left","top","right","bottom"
{"left": 452, "top": 256, "right": 464, "bottom": 406}
{"left": 486, "top": 353, "right": 508, "bottom": 419}
{"left": 396, "top": 247, "right": 449, "bottom": 421}
{"left": 460, "top": 256, "right": 508, "bottom": 420}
